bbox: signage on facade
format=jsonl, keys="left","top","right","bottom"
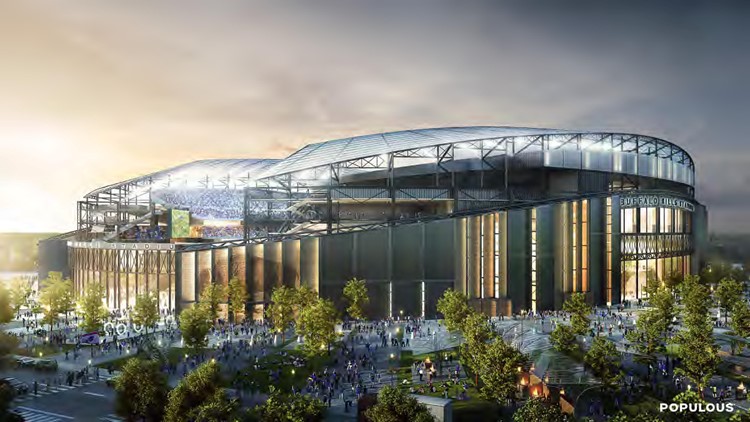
{"left": 67, "top": 241, "right": 175, "bottom": 251}
{"left": 619, "top": 195, "right": 695, "bottom": 212}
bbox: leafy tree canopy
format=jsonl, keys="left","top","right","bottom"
{"left": 514, "top": 398, "right": 573, "bottom": 422}
{"left": 363, "top": 385, "right": 436, "bottom": 422}
{"left": 436, "top": 289, "right": 472, "bottom": 332}
{"left": 179, "top": 306, "right": 212, "bottom": 352}
{"left": 343, "top": 278, "right": 369, "bottom": 320}
{"left": 297, "top": 298, "right": 339, "bottom": 356}
{"left": 164, "top": 361, "right": 237, "bottom": 422}
{"left": 563, "top": 293, "right": 590, "bottom": 336}
{"left": 115, "top": 358, "right": 169, "bottom": 422}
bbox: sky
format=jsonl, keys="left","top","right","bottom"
{"left": 0, "top": 1, "right": 748, "bottom": 233}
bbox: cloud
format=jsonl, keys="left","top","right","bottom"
{"left": 0, "top": 0, "right": 747, "bottom": 232}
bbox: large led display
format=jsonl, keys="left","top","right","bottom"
{"left": 169, "top": 209, "right": 191, "bottom": 238}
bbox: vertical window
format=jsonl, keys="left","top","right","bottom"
{"left": 531, "top": 208, "right": 537, "bottom": 312}
{"left": 648, "top": 207, "right": 657, "bottom": 232}
{"left": 572, "top": 202, "right": 578, "bottom": 292}
{"left": 389, "top": 281, "right": 393, "bottom": 318}
{"left": 480, "top": 218, "right": 485, "bottom": 299}
{"left": 581, "top": 200, "right": 589, "bottom": 292}
{"left": 622, "top": 208, "right": 636, "bottom": 233}
{"left": 494, "top": 214, "right": 500, "bottom": 299}
{"left": 421, "top": 281, "right": 425, "bottom": 318}
{"left": 605, "top": 198, "right": 612, "bottom": 305}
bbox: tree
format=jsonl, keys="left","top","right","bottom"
{"left": 164, "top": 361, "right": 238, "bottom": 422}
{"left": 675, "top": 275, "right": 720, "bottom": 396}
{"left": 514, "top": 398, "right": 573, "bottom": 422}
{"left": 0, "top": 334, "right": 19, "bottom": 370}
{"left": 609, "top": 412, "right": 664, "bottom": 422}
{"left": 132, "top": 292, "right": 160, "bottom": 335}
{"left": 475, "top": 339, "right": 528, "bottom": 403}
{"left": 0, "top": 286, "right": 13, "bottom": 324}
{"left": 294, "top": 286, "right": 318, "bottom": 313}
{"left": 297, "top": 298, "right": 339, "bottom": 356}
{"left": 344, "top": 278, "right": 370, "bottom": 319}
{"left": 0, "top": 379, "right": 23, "bottom": 422}
{"left": 730, "top": 300, "right": 750, "bottom": 355}
{"left": 245, "top": 386, "right": 325, "bottom": 422}
{"left": 663, "top": 271, "right": 684, "bottom": 295}
{"left": 364, "top": 385, "right": 436, "bottom": 422}
{"left": 550, "top": 324, "right": 578, "bottom": 354}
{"left": 626, "top": 310, "right": 666, "bottom": 367}
{"left": 267, "top": 286, "right": 296, "bottom": 341}
{"left": 77, "top": 281, "right": 108, "bottom": 333}
{"left": 459, "top": 311, "right": 493, "bottom": 374}
{"left": 584, "top": 337, "right": 622, "bottom": 391}
{"left": 227, "top": 277, "right": 248, "bottom": 323}
{"left": 199, "top": 283, "right": 227, "bottom": 323}
{"left": 179, "top": 306, "right": 212, "bottom": 353}
{"left": 626, "top": 283, "right": 675, "bottom": 367}
{"left": 671, "top": 390, "right": 711, "bottom": 422}
{"left": 343, "top": 278, "right": 369, "bottom": 320}
{"left": 436, "top": 289, "right": 472, "bottom": 332}
{"left": 715, "top": 277, "right": 744, "bottom": 324}
{"left": 38, "top": 272, "right": 75, "bottom": 329}
{"left": 8, "top": 278, "right": 31, "bottom": 316}
{"left": 114, "top": 358, "right": 169, "bottom": 421}
{"left": 701, "top": 261, "right": 744, "bottom": 288}
{"left": 563, "top": 292, "right": 590, "bottom": 336}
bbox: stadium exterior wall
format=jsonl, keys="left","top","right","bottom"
{"left": 66, "top": 192, "right": 705, "bottom": 319}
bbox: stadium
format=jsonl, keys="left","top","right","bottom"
{"left": 39, "top": 126, "right": 708, "bottom": 320}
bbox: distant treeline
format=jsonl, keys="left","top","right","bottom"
{"left": 708, "top": 233, "right": 750, "bottom": 267}
{"left": 0, "top": 233, "right": 57, "bottom": 272}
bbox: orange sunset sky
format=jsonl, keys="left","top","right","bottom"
{"left": 0, "top": 1, "right": 748, "bottom": 233}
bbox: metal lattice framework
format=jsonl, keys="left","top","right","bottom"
{"left": 620, "top": 233, "right": 693, "bottom": 260}
{"left": 73, "top": 127, "right": 696, "bottom": 243}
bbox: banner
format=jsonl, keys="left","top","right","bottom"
{"left": 80, "top": 332, "right": 100, "bottom": 345}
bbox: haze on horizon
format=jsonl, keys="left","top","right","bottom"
{"left": 0, "top": 1, "right": 748, "bottom": 233}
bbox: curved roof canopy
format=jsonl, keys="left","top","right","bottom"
{"left": 85, "top": 159, "right": 278, "bottom": 197}
{"left": 86, "top": 126, "right": 695, "bottom": 198}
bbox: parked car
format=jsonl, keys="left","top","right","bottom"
{"left": 34, "top": 359, "right": 58, "bottom": 372}
{"left": 1, "top": 378, "right": 29, "bottom": 395}
{"left": 13, "top": 356, "right": 35, "bottom": 368}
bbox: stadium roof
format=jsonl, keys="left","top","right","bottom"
{"left": 256, "top": 126, "right": 579, "bottom": 177}
{"left": 85, "top": 126, "right": 695, "bottom": 198}
{"left": 85, "top": 159, "right": 279, "bottom": 197}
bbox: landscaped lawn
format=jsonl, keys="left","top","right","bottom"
{"left": 233, "top": 349, "right": 335, "bottom": 394}
{"left": 17, "top": 343, "right": 75, "bottom": 358}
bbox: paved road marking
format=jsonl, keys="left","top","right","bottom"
{"left": 83, "top": 392, "right": 107, "bottom": 397}
{"left": 14, "top": 406, "right": 75, "bottom": 420}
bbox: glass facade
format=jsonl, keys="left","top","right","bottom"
{"left": 621, "top": 255, "right": 690, "bottom": 301}
{"left": 618, "top": 200, "right": 694, "bottom": 301}
{"left": 69, "top": 243, "right": 176, "bottom": 313}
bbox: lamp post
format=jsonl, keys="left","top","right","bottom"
{"left": 389, "top": 353, "right": 396, "bottom": 386}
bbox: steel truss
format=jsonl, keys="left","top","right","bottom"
{"left": 75, "top": 132, "right": 696, "bottom": 243}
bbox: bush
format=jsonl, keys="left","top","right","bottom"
{"left": 549, "top": 324, "right": 578, "bottom": 354}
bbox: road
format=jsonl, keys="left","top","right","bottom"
{"left": 7, "top": 371, "right": 121, "bottom": 421}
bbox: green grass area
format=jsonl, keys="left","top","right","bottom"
{"left": 93, "top": 353, "right": 141, "bottom": 371}
{"left": 17, "top": 343, "right": 75, "bottom": 358}
{"left": 621, "top": 393, "right": 662, "bottom": 416}
{"left": 233, "top": 349, "right": 334, "bottom": 394}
